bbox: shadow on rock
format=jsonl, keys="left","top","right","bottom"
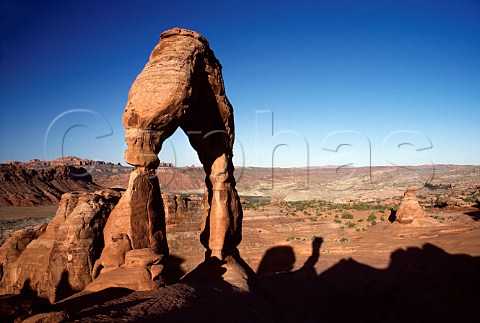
{"left": 160, "top": 254, "right": 278, "bottom": 322}
{"left": 54, "top": 287, "right": 134, "bottom": 315}
{"left": 162, "top": 254, "right": 187, "bottom": 285}
{"left": 0, "top": 279, "right": 51, "bottom": 323}
{"left": 464, "top": 209, "right": 480, "bottom": 221}
{"left": 47, "top": 255, "right": 278, "bottom": 322}
{"left": 257, "top": 240, "right": 480, "bottom": 322}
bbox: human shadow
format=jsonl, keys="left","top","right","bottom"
{"left": 257, "top": 241, "right": 480, "bottom": 322}
{"left": 257, "top": 246, "right": 296, "bottom": 276}
{"left": 256, "top": 238, "right": 325, "bottom": 322}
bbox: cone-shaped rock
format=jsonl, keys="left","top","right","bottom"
{"left": 396, "top": 186, "right": 426, "bottom": 224}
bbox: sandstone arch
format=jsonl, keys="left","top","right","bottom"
{"left": 93, "top": 28, "right": 243, "bottom": 285}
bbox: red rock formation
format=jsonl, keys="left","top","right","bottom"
{"left": 4, "top": 156, "right": 115, "bottom": 168}
{"left": 0, "top": 164, "right": 99, "bottom": 207}
{"left": 0, "top": 190, "right": 121, "bottom": 302}
{"left": 0, "top": 224, "right": 47, "bottom": 279}
{"left": 163, "top": 193, "right": 204, "bottom": 225}
{"left": 396, "top": 187, "right": 426, "bottom": 224}
{"left": 92, "top": 27, "right": 244, "bottom": 290}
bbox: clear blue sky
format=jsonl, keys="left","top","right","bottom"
{"left": 1, "top": 0, "right": 479, "bottom": 167}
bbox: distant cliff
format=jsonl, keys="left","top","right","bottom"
{"left": 0, "top": 164, "right": 100, "bottom": 207}
{"left": 4, "top": 156, "right": 117, "bottom": 168}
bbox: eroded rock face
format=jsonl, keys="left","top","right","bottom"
{"left": 163, "top": 193, "right": 204, "bottom": 225}
{"left": 0, "top": 190, "right": 121, "bottom": 302}
{"left": 396, "top": 187, "right": 426, "bottom": 224}
{"left": 91, "top": 169, "right": 168, "bottom": 285}
{"left": 0, "top": 224, "right": 47, "bottom": 268}
{"left": 0, "top": 164, "right": 99, "bottom": 207}
{"left": 93, "top": 27, "right": 244, "bottom": 291}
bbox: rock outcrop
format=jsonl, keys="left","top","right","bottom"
{"left": 92, "top": 27, "right": 244, "bottom": 289}
{"left": 0, "top": 224, "right": 47, "bottom": 280}
{"left": 163, "top": 193, "right": 204, "bottom": 225}
{"left": 0, "top": 164, "right": 100, "bottom": 207}
{"left": 0, "top": 190, "right": 121, "bottom": 302}
{"left": 396, "top": 186, "right": 426, "bottom": 224}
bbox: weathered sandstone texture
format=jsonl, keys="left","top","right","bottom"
{"left": 93, "top": 27, "right": 244, "bottom": 291}
{"left": 122, "top": 27, "right": 243, "bottom": 260}
{"left": 0, "top": 224, "right": 47, "bottom": 280}
{"left": 396, "top": 186, "right": 426, "bottom": 224}
{"left": 0, "top": 190, "right": 121, "bottom": 302}
{"left": 163, "top": 193, "right": 204, "bottom": 225}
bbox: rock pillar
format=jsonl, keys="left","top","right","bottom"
{"left": 396, "top": 186, "right": 426, "bottom": 224}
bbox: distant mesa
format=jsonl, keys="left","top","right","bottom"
{"left": 4, "top": 156, "right": 117, "bottom": 167}
{"left": 4, "top": 157, "right": 174, "bottom": 169}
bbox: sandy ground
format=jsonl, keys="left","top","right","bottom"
{"left": 0, "top": 206, "right": 57, "bottom": 244}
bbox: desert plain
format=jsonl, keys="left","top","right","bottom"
{"left": 0, "top": 157, "right": 479, "bottom": 322}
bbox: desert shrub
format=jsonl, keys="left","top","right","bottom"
{"left": 347, "top": 221, "right": 356, "bottom": 228}
{"left": 341, "top": 212, "right": 354, "bottom": 219}
{"left": 241, "top": 196, "right": 270, "bottom": 209}
{"left": 286, "top": 236, "right": 300, "bottom": 241}
{"left": 334, "top": 218, "right": 342, "bottom": 224}
{"left": 339, "top": 237, "right": 348, "bottom": 243}
{"left": 358, "top": 218, "right": 364, "bottom": 222}
{"left": 424, "top": 182, "right": 435, "bottom": 190}
{"left": 367, "top": 213, "right": 377, "bottom": 222}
